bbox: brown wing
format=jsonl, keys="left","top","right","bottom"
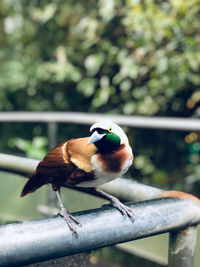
{"left": 21, "top": 137, "right": 97, "bottom": 196}
{"left": 37, "top": 137, "right": 97, "bottom": 184}
{"left": 37, "top": 142, "right": 71, "bottom": 177}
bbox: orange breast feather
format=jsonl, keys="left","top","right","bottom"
{"left": 67, "top": 137, "right": 97, "bottom": 173}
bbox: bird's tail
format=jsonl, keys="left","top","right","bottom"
{"left": 20, "top": 171, "right": 50, "bottom": 197}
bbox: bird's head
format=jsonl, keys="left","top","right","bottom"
{"left": 88, "top": 121, "right": 129, "bottom": 152}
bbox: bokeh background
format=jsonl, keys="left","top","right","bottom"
{"left": 0, "top": 0, "right": 200, "bottom": 266}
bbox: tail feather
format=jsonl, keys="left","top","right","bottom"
{"left": 20, "top": 171, "right": 51, "bottom": 197}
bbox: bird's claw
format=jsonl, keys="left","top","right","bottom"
{"left": 111, "top": 199, "right": 134, "bottom": 222}
{"left": 59, "top": 207, "right": 82, "bottom": 234}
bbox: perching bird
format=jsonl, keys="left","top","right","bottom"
{"left": 21, "top": 121, "right": 134, "bottom": 233}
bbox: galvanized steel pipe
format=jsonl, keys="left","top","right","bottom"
{"left": 0, "top": 198, "right": 200, "bottom": 266}
{"left": 0, "top": 112, "right": 199, "bottom": 131}
{"left": 0, "top": 153, "right": 163, "bottom": 202}
{"left": 168, "top": 226, "right": 197, "bottom": 267}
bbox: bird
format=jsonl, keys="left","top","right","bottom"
{"left": 21, "top": 121, "right": 134, "bottom": 233}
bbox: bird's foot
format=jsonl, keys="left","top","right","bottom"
{"left": 59, "top": 206, "right": 82, "bottom": 234}
{"left": 111, "top": 197, "right": 134, "bottom": 222}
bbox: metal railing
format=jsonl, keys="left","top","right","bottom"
{"left": 0, "top": 111, "right": 200, "bottom": 149}
{"left": 0, "top": 153, "right": 200, "bottom": 266}
{"left": 0, "top": 153, "right": 200, "bottom": 267}
{"left": 0, "top": 112, "right": 200, "bottom": 131}
{"left": 0, "top": 112, "right": 200, "bottom": 266}
{"left": 0, "top": 197, "right": 199, "bottom": 266}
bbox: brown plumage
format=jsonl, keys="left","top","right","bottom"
{"left": 21, "top": 121, "right": 134, "bottom": 233}
{"left": 21, "top": 138, "right": 97, "bottom": 197}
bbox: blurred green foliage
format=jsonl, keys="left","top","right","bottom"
{"left": 9, "top": 136, "right": 48, "bottom": 159}
{"left": 0, "top": 0, "right": 200, "bottom": 192}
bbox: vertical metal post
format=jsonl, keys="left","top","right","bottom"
{"left": 168, "top": 226, "right": 197, "bottom": 267}
{"left": 47, "top": 122, "right": 58, "bottom": 210}
{"left": 47, "top": 121, "right": 58, "bottom": 150}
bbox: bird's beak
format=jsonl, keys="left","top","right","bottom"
{"left": 88, "top": 131, "right": 106, "bottom": 144}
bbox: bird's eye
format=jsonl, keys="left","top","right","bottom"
{"left": 108, "top": 127, "right": 112, "bottom": 132}
{"left": 96, "top": 128, "right": 105, "bottom": 134}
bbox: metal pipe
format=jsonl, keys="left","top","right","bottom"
{"left": 0, "top": 198, "right": 200, "bottom": 266}
{"left": 47, "top": 122, "right": 58, "bottom": 208}
{"left": 1, "top": 153, "right": 199, "bottom": 205}
{"left": 47, "top": 121, "right": 58, "bottom": 150}
{"left": 0, "top": 112, "right": 199, "bottom": 131}
{"left": 168, "top": 226, "right": 197, "bottom": 267}
{"left": 0, "top": 153, "right": 163, "bottom": 202}
{"left": 99, "top": 178, "right": 162, "bottom": 201}
{"left": 0, "top": 153, "right": 38, "bottom": 175}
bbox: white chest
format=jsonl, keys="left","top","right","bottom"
{"left": 78, "top": 145, "right": 133, "bottom": 187}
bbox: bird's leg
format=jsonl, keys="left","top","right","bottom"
{"left": 55, "top": 189, "right": 82, "bottom": 233}
{"left": 94, "top": 188, "right": 134, "bottom": 222}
